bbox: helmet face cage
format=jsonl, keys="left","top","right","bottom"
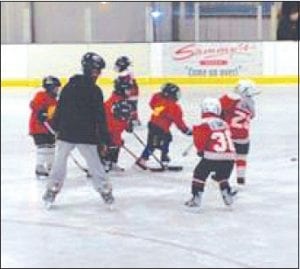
{"left": 114, "top": 78, "right": 133, "bottom": 97}
{"left": 81, "top": 52, "right": 106, "bottom": 75}
{"left": 201, "top": 98, "right": 221, "bottom": 116}
{"left": 235, "top": 80, "right": 258, "bottom": 98}
{"left": 161, "top": 83, "right": 181, "bottom": 100}
{"left": 115, "top": 56, "right": 131, "bottom": 72}
{"left": 113, "top": 100, "right": 133, "bottom": 121}
{"left": 43, "top": 76, "right": 61, "bottom": 93}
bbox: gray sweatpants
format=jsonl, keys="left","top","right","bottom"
{"left": 47, "top": 140, "right": 111, "bottom": 194}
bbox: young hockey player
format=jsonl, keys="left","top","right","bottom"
{"left": 103, "top": 78, "right": 134, "bottom": 172}
{"left": 185, "top": 98, "right": 237, "bottom": 210}
{"left": 29, "top": 76, "right": 61, "bottom": 179}
{"left": 42, "top": 52, "right": 114, "bottom": 208}
{"left": 220, "top": 79, "right": 259, "bottom": 185}
{"left": 136, "top": 83, "right": 192, "bottom": 169}
{"left": 114, "top": 56, "right": 141, "bottom": 126}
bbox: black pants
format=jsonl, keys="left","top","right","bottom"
{"left": 193, "top": 158, "right": 234, "bottom": 181}
{"left": 106, "top": 146, "right": 120, "bottom": 163}
{"left": 141, "top": 123, "right": 172, "bottom": 160}
{"left": 234, "top": 142, "right": 250, "bottom": 155}
{"left": 32, "top": 134, "right": 55, "bottom": 146}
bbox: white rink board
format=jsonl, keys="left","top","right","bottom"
{"left": 1, "top": 86, "right": 298, "bottom": 268}
{"left": 1, "top": 42, "right": 298, "bottom": 80}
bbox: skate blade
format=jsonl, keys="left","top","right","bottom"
{"left": 183, "top": 205, "right": 202, "bottom": 214}
{"left": 104, "top": 202, "right": 115, "bottom": 211}
{"left": 44, "top": 201, "right": 54, "bottom": 210}
{"left": 36, "top": 175, "right": 48, "bottom": 180}
{"left": 132, "top": 163, "right": 148, "bottom": 172}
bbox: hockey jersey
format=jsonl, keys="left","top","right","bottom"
{"left": 149, "top": 92, "right": 189, "bottom": 133}
{"left": 29, "top": 89, "right": 57, "bottom": 135}
{"left": 117, "top": 70, "right": 139, "bottom": 101}
{"left": 104, "top": 93, "right": 130, "bottom": 146}
{"left": 193, "top": 113, "right": 236, "bottom": 161}
{"left": 220, "top": 93, "right": 255, "bottom": 143}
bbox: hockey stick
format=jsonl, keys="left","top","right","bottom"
{"left": 121, "top": 145, "right": 182, "bottom": 172}
{"left": 131, "top": 131, "right": 183, "bottom": 172}
{"left": 182, "top": 143, "right": 193, "bottom": 157}
{"left": 43, "top": 121, "right": 90, "bottom": 176}
{"left": 121, "top": 144, "right": 147, "bottom": 170}
{"left": 132, "top": 131, "right": 164, "bottom": 167}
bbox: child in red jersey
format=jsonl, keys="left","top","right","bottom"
{"left": 29, "top": 76, "right": 61, "bottom": 179}
{"left": 185, "top": 97, "right": 237, "bottom": 210}
{"left": 114, "top": 56, "right": 141, "bottom": 126}
{"left": 103, "top": 78, "right": 134, "bottom": 172}
{"left": 220, "top": 79, "right": 260, "bottom": 185}
{"left": 136, "top": 83, "right": 192, "bottom": 169}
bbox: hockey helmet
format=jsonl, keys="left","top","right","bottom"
{"left": 81, "top": 52, "right": 106, "bottom": 76}
{"left": 112, "top": 100, "right": 133, "bottom": 121}
{"left": 234, "top": 79, "right": 260, "bottom": 98}
{"left": 42, "top": 76, "right": 61, "bottom": 96}
{"left": 161, "top": 83, "right": 181, "bottom": 101}
{"left": 113, "top": 77, "right": 133, "bottom": 97}
{"left": 201, "top": 97, "right": 221, "bottom": 116}
{"left": 114, "top": 56, "right": 131, "bottom": 72}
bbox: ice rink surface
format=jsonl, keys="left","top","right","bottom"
{"left": 1, "top": 85, "right": 299, "bottom": 268}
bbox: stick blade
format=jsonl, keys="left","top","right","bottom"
{"left": 149, "top": 166, "right": 183, "bottom": 172}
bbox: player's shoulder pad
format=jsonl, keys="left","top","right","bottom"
{"left": 227, "top": 92, "right": 240, "bottom": 100}
{"left": 201, "top": 117, "right": 225, "bottom": 130}
{"left": 35, "top": 89, "right": 48, "bottom": 100}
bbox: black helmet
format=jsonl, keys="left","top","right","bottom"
{"left": 113, "top": 77, "right": 133, "bottom": 97}
{"left": 81, "top": 52, "right": 106, "bottom": 75}
{"left": 112, "top": 100, "right": 133, "bottom": 121}
{"left": 161, "top": 83, "right": 181, "bottom": 101}
{"left": 42, "top": 76, "right": 61, "bottom": 94}
{"left": 114, "top": 56, "right": 131, "bottom": 72}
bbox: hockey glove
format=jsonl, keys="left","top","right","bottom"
{"left": 197, "top": 151, "right": 204, "bottom": 157}
{"left": 184, "top": 128, "right": 193, "bottom": 136}
{"left": 126, "top": 121, "right": 133, "bottom": 133}
{"left": 98, "top": 144, "right": 108, "bottom": 158}
{"left": 38, "top": 109, "right": 48, "bottom": 123}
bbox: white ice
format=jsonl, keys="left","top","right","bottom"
{"left": 1, "top": 86, "right": 298, "bottom": 268}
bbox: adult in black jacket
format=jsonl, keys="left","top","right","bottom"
{"left": 43, "top": 52, "right": 114, "bottom": 208}
{"left": 277, "top": 2, "right": 299, "bottom": 40}
{"left": 53, "top": 73, "right": 109, "bottom": 145}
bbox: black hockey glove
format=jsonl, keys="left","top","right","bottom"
{"left": 38, "top": 109, "right": 48, "bottom": 123}
{"left": 197, "top": 151, "right": 204, "bottom": 157}
{"left": 126, "top": 120, "right": 133, "bottom": 133}
{"left": 184, "top": 128, "right": 193, "bottom": 136}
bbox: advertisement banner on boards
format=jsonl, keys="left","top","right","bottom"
{"left": 163, "top": 42, "right": 263, "bottom": 76}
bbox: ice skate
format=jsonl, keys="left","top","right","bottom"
{"left": 161, "top": 154, "right": 171, "bottom": 167}
{"left": 110, "top": 162, "right": 125, "bottom": 172}
{"left": 184, "top": 193, "right": 202, "bottom": 213}
{"left": 221, "top": 188, "right": 238, "bottom": 206}
{"left": 237, "top": 177, "right": 245, "bottom": 185}
{"left": 35, "top": 165, "right": 49, "bottom": 180}
{"left": 99, "top": 190, "right": 115, "bottom": 210}
{"left": 135, "top": 158, "right": 148, "bottom": 170}
{"left": 103, "top": 161, "right": 111, "bottom": 173}
{"left": 42, "top": 188, "right": 58, "bottom": 209}
{"left": 100, "top": 190, "right": 114, "bottom": 205}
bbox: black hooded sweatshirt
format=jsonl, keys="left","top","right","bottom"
{"left": 53, "top": 74, "right": 110, "bottom": 145}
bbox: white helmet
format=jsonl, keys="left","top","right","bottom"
{"left": 235, "top": 79, "right": 260, "bottom": 97}
{"left": 201, "top": 97, "right": 221, "bottom": 116}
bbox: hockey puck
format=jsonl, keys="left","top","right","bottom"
{"left": 290, "top": 157, "right": 297, "bottom": 162}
